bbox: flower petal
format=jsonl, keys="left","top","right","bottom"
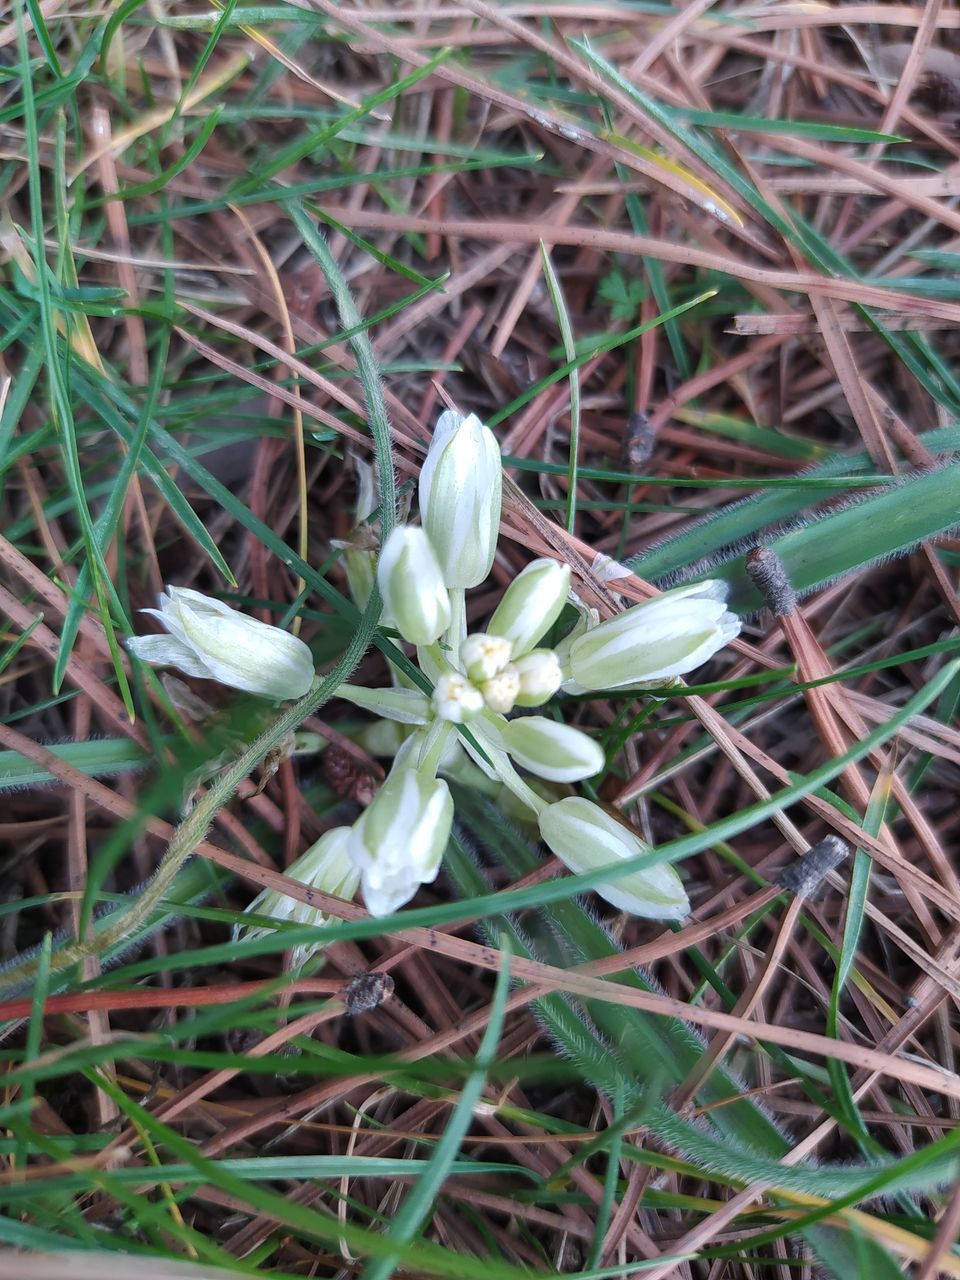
{"left": 174, "top": 604, "right": 314, "bottom": 699}
{"left": 419, "top": 411, "right": 502, "bottom": 589}
{"left": 502, "top": 717, "right": 605, "bottom": 782}
{"left": 125, "top": 633, "right": 212, "bottom": 678}
{"left": 569, "top": 592, "right": 740, "bottom": 691}
{"left": 539, "top": 797, "right": 689, "bottom": 919}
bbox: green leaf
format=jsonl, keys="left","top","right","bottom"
{"left": 706, "top": 460, "right": 960, "bottom": 614}
{"left": 0, "top": 737, "right": 152, "bottom": 792}
{"left": 24, "top": 0, "right": 62, "bottom": 76}
{"left": 285, "top": 200, "right": 397, "bottom": 537}
{"left": 15, "top": 11, "right": 133, "bottom": 710}
{"left": 672, "top": 107, "right": 907, "bottom": 143}
{"left": 597, "top": 267, "right": 647, "bottom": 322}
{"left": 540, "top": 242, "right": 581, "bottom": 533}
{"left": 489, "top": 289, "right": 718, "bottom": 428}
{"left": 627, "top": 426, "right": 960, "bottom": 588}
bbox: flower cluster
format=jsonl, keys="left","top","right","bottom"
{"left": 432, "top": 557, "right": 569, "bottom": 721}
{"left": 127, "top": 406, "right": 742, "bottom": 961}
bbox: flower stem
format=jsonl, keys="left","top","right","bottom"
{"left": 470, "top": 716, "right": 546, "bottom": 817}
{"left": 445, "top": 587, "right": 466, "bottom": 666}
{"left": 417, "top": 719, "right": 454, "bottom": 777}
{"left": 494, "top": 757, "right": 547, "bottom": 817}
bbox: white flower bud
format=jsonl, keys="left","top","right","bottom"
{"left": 539, "top": 797, "right": 689, "bottom": 918}
{"left": 432, "top": 672, "right": 484, "bottom": 723}
{"left": 235, "top": 827, "right": 360, "bottom": 967}
{"left": 488, "top": 558, "right": 571, "bottom": 657}
{"left": 480, "top": 665, "right": 521, "bottom": 715}
{"left": 376, "top": 526, "right": 451, "bottom": 646}
{"left": 419, "top": 410, "right": 502, "bottom": 588}
{"left": 569, "top": 581, "right": 740, "bottom": 692}
{"left": 349, "top": 768, "right": 453, "bottom": 916}
{"left": 460, "top": 632, "right": 512, "bottom": 683}
{"left": 127, "top": 586, "right": 314, "bottom": 701}
{"left": 502, "top": 717, "right": 605, "bottom": 782}
{"left": 512, "top": 649, "right": 563, "bottom": 706}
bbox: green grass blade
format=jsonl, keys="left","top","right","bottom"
{"left": 24, "top": 0, "right": 62, "bottom": 75}
{"left": 67, "top": 366, "right": 238, "bottom": 586}
{"left": 15, "top": 7, "right": 133, "bottom": 709}
{"left": 57, "top": 1071, "right": 552, "bottom": 1280}
{"left": 13, "top": 931, "right": 52, "bottom": 1170}
{"left": 230, "top": 53, "right": 449, "bottom": 199}
{"left": 672, "top": 108, "right": 906, "bottom": 142}
{"left": 628, "top": 426, "right": 960, "bottom": 584}
{"left": 100, "top": 107, "right": 224, "bottom": 203}
{"left": 285, "top": 200, "right": 397, "bottom": 535}
{"left": 489, "top": 289, "right": 717, "bottom": 428}
{"left": 826, "top": 780, "right": 889, "bottom": 1140}
{"left": 0, "top": 737, "right": 152, "bottom": 791}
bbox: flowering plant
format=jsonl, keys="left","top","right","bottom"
{"left": 128, "top": 408, "right": 742, "bottom": 960}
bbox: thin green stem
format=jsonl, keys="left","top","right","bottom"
{"left": 469, "top": 719, "right": 546, "bottom": 816}
{"left": 417, "top": 719, "right": 454, "bottom": 777}
{"left": 445, "top": 587, "right": 466, "bottom": 666}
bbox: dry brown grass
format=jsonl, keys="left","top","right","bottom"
{"left": 2, "top": 1, "right": 960, "bottom": 1276}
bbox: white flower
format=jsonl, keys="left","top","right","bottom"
{"left": 376, "top": 525, "right": 451, "bottom": 646}
{"left": 512, "top": 650, "right": 563, "bottom": 706}
{"left": 480, "top": 666, "right": 521, "bottom": 715}
{"left": 569, "top": 581, "right": 740, "bottom": 692}
{"left": 235, "top": 827, "right": 360, "bottom": 968}
{"left": 127, "top": 586, "right": 314, "bottom": 701}
{"left": 433, "top": 672, "right": 484, "bottom": 724}
{"left": 501, "top": 717, "right": 605, "bottom": 783}
{"left": 538, "top": 797, "right": 689, "bottom": 919}
{"left": 419, "top": 410, "right": 502, "bottom": 588}
{"left": 460, "top": 633, "right": 512, "bottom": 683}
{"left": 488, "top": 558, "right": 571, "bottom": 657}
{"left": 349, "top": 767, "right": 453, "bottom": 916}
